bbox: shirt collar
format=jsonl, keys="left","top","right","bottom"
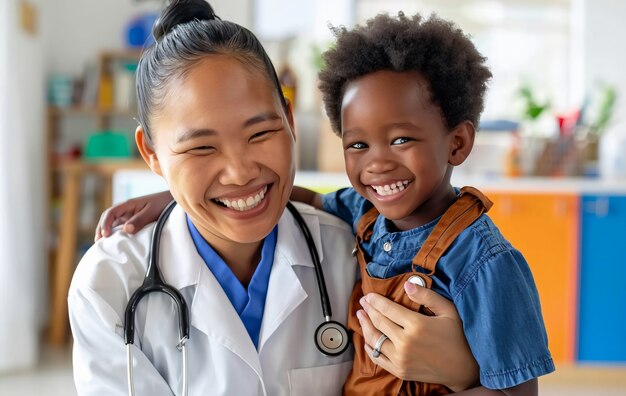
{"left": 158, "top": 203, "right": 320, "bottom": 292}
{"left": 185, "top": 215, "right": 278, "bottom": 314}
{"left": 369, "top": 187, "right": 463, "bottom": 250}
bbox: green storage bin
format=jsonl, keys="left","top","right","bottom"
{"left": 84, "top": 130, "right": 132, "bottom": 161}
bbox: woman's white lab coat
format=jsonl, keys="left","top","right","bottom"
{"left": 69, "top": 203, "right": 357, "bottom": 395}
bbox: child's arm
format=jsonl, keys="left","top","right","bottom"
{"left": 95, "top": 190, "right": 173, "bottom": 240}
{"left": 96, "top": 187, "right": 324, "bottom": 240}
{"left": 290, "top": 186, "right": 324, "bottom": 210}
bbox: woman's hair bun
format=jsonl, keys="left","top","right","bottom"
{"left": 153, "top": 0, "right": 216, "bottom": 41}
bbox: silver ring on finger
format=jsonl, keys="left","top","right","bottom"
{"left": 371, "top": 333, "right": 388, "bottom": 358}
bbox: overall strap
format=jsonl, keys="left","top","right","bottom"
{"left": 412, "top": 186, "right": 493, "bottom": 275}
{"left": 356, "top": 206, "right": 380, "bottom": 243}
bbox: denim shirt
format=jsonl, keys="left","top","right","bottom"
{"left": 321, "top": 187, "right": 555, "bottom": 389}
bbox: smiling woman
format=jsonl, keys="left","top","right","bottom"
{"left": 136, "top": 55, "right": 296, "bottom": 263}
{"left": 67, "top": 1, "right": 358, "bottom": 394}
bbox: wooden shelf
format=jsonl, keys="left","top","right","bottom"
{"left": 46, "top": 49, "right": 144, "bottom": 345}
{"left": 100, "top": 49, "right": 142, "bottom": 62}
{"left": 48, "top": 105, "right": 138, "bottom": 118}
{"left": 48, "top": 158, "right": 148, "bottom": 345}
{"left": 57, "top": 158, "right": 147, "bottom": 175}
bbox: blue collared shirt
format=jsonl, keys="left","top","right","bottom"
{"left": 186, "top": 216, "right": 278, "bottom": 348}
{"left": 321, "top": 187, "right": 555, "bottom": 389}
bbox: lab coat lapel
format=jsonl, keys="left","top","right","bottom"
{"left": 258, "top": 205, "right": 322, "bottom": 352}
{"left": 191, "top": 264, "right": 263, "bottom": 376}
{"left": 159, "top": 205, "right": 202, "bottom": 289}
{"left": 257, "top": 248, "right": 308, "bottom": 353}
{"left": 161, "top": 206, "right": 262, "bottom": 376}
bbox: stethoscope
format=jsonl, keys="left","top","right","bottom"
{"left": 124, "top": 200, "right": 350, "bottom": 396}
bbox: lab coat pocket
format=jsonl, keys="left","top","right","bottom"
{"left": 288, "top": 360, "right": 352, "bottom": 396}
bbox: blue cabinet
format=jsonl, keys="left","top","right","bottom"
{"left": 578, "top": 195, "right": 626, "bottom": 362}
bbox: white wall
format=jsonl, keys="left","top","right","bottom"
{"left": 582, "top": 0, "right": 626, "bottom": 130}
{"left": 0, "top": 0, "right": 46, "bottom": 371}
{"left": 582, "top": 0, "right": 626, "bottom": 178}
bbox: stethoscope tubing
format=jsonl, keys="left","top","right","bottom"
{"left": 125, "top": 200, "right": 189, "bottom": 396}
{"left": 285, "top": 202, "right": 333, "bottom": 320}
{"left": 124, "top": 200, "right": 348, "bottom": 395}
{"left": 285, "top": 203, "right": 350, "bottom": 357}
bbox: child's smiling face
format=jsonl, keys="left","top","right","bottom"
{"left": 340, "top": 70, "right": 474, "bottom": 231}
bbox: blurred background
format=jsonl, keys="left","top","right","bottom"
{"left": 1, "top": 0, "right": 625, "bottom": 394}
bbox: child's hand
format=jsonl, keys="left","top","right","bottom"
{"left": 290, "top": 186, "right": 324, "bottom": 210}
{"left": 357, "top": 281, "right": 479, "bottom": 392}
{"left": 94, "top": 191, "right": 174, "bottom": 241}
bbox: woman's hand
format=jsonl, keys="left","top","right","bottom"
{"left": 94, "top": 191, "right": 174, "bottom": 241}
{"left": 357, "top": 281, "right": 479, "bottom": 392}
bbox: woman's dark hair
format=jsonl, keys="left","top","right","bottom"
{"left": 136, "top": 0, "right": 287, "bottom": 141}
{"left": 319, "top": 12, "right": 492, "bottom": 136}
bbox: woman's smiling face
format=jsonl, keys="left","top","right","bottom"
{"left": 137, "top": 55, "right": 296, "bottom": 247}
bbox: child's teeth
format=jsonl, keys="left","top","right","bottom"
{"left": 246, "top": 197, "right": 255, "bottom": 206}
{"left": 372, "top": 181, "right": 410, "bottom": 196}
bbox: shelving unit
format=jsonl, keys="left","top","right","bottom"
{"left": 46, "top": 50, "right": 145, "bottom": 345}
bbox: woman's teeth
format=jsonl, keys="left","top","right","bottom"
{"left": 214, "top": 186, "right": 267, "bottom": 211}
{"left": 372, "top": 180, "right": 410, "bottom": 196}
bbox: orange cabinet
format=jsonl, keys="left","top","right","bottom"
{"left": 485, "top": 192, "right": 578, "bottom": 363}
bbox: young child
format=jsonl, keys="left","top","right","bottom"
{"left": 98, "top": 12, "right": 554, "bottom": 395}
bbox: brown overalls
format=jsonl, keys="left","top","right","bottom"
{"left": 343, "top": 187, "right": 493, "bottom": 396}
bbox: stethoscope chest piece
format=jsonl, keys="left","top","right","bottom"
{"left": 315, "top": 320, "right": 350, "bottom": 356}
{"left": 285, "top": 202, "right": 351, "bottom": 358}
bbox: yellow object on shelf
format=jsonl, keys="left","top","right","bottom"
{"left": 98, "top": 73, "right": 114, "bottom": 111}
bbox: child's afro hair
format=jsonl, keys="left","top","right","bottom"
{"left": 318, "top": 12, "right": 492, "bottom": 136}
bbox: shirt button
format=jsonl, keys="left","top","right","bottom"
{"left": 383, "top": 241, "right": 392, "bottom": 252}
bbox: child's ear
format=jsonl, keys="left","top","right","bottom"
{"left": 448, "top": 121, "right": 475, "bottom": 166}
{"left": 135, "top": 126, "right": 163, "bottom": 176}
